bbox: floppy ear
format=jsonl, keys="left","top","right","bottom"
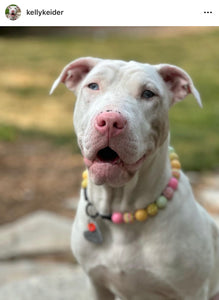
{"left": 156, "top": 64, "right": 202, "bottom": 107}
{"left": 50, "top": 57, "right": 101, "bottom": 95}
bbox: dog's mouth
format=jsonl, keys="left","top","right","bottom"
{"left": 96, "top": 147, "right": 120, "bottom": 164}
{"left": 11, "top": 12, "right": 15, "bottom": 15}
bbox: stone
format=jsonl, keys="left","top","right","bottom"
{"left": 0, "top": 211, "right": 72, "bottom": 260}
{"left": 0, "top": 260, "right": 74, "bottom": 286}
{"left": 0, "top": 265, "right": 88, "bottom": 300}
{"left": 200, "top": 189, "right": 219, "bottom": 210}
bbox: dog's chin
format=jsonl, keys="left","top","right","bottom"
{"left": 88, "top": 162, "right": 132, "bottom": 186}
{"left": 83, "top": 149, "right": 146, "bottom": 187}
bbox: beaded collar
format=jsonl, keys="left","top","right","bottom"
{"left": 82, "top": 146, "right": 181, "bottom": 244}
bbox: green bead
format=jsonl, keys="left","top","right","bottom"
{"left": 156, "top": 196, "right": 167, "bottom": 209}
{"left": 168, "top": 146, "right": 175, "bottom": 153}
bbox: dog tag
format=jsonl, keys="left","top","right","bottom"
{"left": 84, "top": 221, "right": 103, "bottom": 244}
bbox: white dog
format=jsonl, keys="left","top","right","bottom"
{"left": 8, "top": 6, "right": 19, "bottom": 21}
{"left": 50, "top": 57, "right": 219, "bottom": 300}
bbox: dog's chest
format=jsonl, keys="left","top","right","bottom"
{"left": 74, "top": 214, "right": 212, "bottom": 299}
{"left": 86, "top": 230, "right": 181, "bottom": 299}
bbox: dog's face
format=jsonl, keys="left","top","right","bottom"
{"left": 50, "top": 57, "right": 201, "bottom": 187}
{"left": 9, "top": 6, "right": 18, "bottom": 16}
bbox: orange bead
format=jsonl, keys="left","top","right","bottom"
{"left": 171, "top": 159, "right": 181, "bottom": 170}
{"left": 135, "top": 209, "right": 148, "bottom": 222}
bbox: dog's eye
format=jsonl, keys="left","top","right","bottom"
{"left": 142, "top": 90, "right": 156, "bottom": 99}
{"left": 88, "top": 83, "right": 99, "bottom": 90}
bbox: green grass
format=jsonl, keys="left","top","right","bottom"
{"left": 0, "top": 28, "right": 219, "bottom": 171}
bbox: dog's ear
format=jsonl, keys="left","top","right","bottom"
{"left": 156, "top": 64, "right": 202, "bottom": 107}
{"left": 50, "top": 57, "right": 101, "bottom": 95}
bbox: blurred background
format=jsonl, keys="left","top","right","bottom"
{"left": 0, "top": 27, "right": 218, "bottom": 299}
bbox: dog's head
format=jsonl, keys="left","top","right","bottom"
{"left": 50, "top": 57, "right": 201, "bottom": 187}
{"left": 8, "top": 5, "right": 18, "bottom": 16}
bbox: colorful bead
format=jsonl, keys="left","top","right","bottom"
{"left": 81, "top": 179, "right": 88, "bottom": 188}
{"left": 171, "top": 159, "right": 181, "bottom": 170}
{"left": 169, "top": 152, "right": 179, "bottom": 161}
{"left": 168, "top": 177, "right": 178, "bottom": 190}
{"left": 147, "top": 203, "right": 158, "bottom": 216}
{"left": 81, "top": 146, "right": 181, "bottom": 226}
{"left": 135, "top": 209, "right": 148, "bottom": 222}
{"left": 123, "top": 212, "right": 134, "bottom": 223}
{"left": 82, "top": 170, "right": 88, "bottom": 179}
{"left": 111, "top": 212, "right": 123, "bottom": 224}
{"left": 156, "top": 196, "right": 167, "bottom": 209}
{"left": 88, "top": 222, "right": 96, "bottom": 232}
{"left": 172, "top": 169, "right": 181, "bottom": 179}
{"left": 168, "top": 146, "right": 175, "bottom": 153}
{"left": 163, "top": 186, "right": 174, "bottom": 200}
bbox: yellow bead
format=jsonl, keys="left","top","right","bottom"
{"left": 147, "top": 203, "right": 158, "bottom": 216}
{"left": 171, "top": 159, "right": 181, "bottom": 170}
{"left": 82, "top": 170, "right": 88, "bottom": 179}
{"left": 135, "top": 209, "right": 148, "bottom": 222}
{"left": 169, "top": 152, "right": 179, "bottom": 161}
{"left": 81, "top": 179, "right": 88, "bottom": 188}
{"left": 123, "top": 212, "right": 134, "bottom": 223}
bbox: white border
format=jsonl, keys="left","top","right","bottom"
{"left": 0, "top": 0, "right": 219, "bottom": 26}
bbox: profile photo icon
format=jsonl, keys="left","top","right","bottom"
{"left": 5, "top": 4, "right": 21, "bottom": 21}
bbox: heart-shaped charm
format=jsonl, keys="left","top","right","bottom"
{"left": 84, "top": 221, "right": 103, "bottom": 244}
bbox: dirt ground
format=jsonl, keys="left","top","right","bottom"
{"left": 0, "top": 139, "right": 84, "bottom": 225}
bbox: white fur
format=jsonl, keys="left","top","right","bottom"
{"left": 51, "top": 58, "right": 219, "bottom": 300}
{"left": 8, "top": 6, "right": 18, "bottom": 20}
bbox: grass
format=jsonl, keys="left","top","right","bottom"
{"left": 0, "top": 28, "right": 219, "bottom": 171}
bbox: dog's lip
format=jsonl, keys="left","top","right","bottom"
{"left": 83, "top": 149, "right": 147, "bottom": 171}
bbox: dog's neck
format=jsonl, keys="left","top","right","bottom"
{"left": 87, "top": 138, "right": 171, "bottom": 215}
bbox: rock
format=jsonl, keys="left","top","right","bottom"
{"left": 196, "top": 173, "right": 219, "bottom": 214}
{"left": 0, "top": 260, "right": 76, "bottom": 286}
{"left": 0, "top": 265, "right": 88, "bottom": 300}
{"left": 0, "top": 211, "right": 72, "bottom": 260}
{"left": 201, "top": 173, "right": 219, "bottom": 187}
{"left": 186, "top": 171, "right": 201, "bottom": 186}
{"left": 200, "top": 189, "right": 219, "bottom": 210}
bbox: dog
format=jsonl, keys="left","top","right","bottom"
{"left": 50, "top": 57, "right": 219, "bottom": 300}
{"left": 7, "top": 5, "right": 19, "bottom": 21}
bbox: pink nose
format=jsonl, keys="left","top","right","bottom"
{"left": 95, "top": 111, "right": 127, "bottom": 138}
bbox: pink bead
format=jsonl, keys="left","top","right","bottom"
{"left": 163, "top": 186, "right": 174, "bottom": 200}
{"left": 168, "top": 177, "right": 178, "bottom": 190}
{"left": 111, "top": 212, "right": 123, "bottom": 224}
